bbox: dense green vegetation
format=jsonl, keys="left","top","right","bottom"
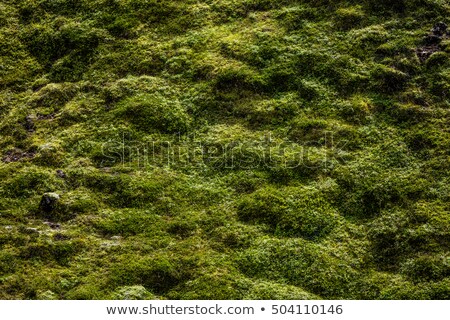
{"left": 0, "top": 0, "right": 449, "bottom": 299}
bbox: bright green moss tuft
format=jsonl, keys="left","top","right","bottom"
{"left": 115, "top": 93, "right": 192, "bottom": 134}
{"left": 238, "top": 187, "right": 339, "bottom": 239}
{"left": 334, "top": 6, "right": 366, "bottom": 31}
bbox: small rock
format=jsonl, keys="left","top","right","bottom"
{"left": 417, "top": 45, "right": 440, "bottom": 62}
{"left": 24, "top": 115, "right": 36, "bottom": 132}
{"left": 432, "top": 22, "right": 448, "bottom": 36}
{"left": 4, "top": 225, "right": 13, "bottom": 230}
{"left": 39, "top": 192, "right": 60, "bottom": 213}
{"left": 110, "top": 236, "right": 122, "bottom": 241}
{"left": 43, "top": 221, "right": 61, "bottom": 229}
{"left": 417, "top": 22, "right": 449, "bottom": 62}
{"left": 56, "top": 169, "right": 67, "bottom": 178}
{"left": 424, "top": 22, "right": 448, "bottom": 45}
{"left": 2, "top": 148, "right": 36, "bottom": 163}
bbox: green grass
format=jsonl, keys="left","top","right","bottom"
{"left": 0, "top": 0, "right": 449, "bottom": 299}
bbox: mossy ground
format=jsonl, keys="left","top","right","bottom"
{"left": 0, "top": 0, "right": 449, "bottom": 299}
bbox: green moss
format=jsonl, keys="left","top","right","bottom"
{"left": 109, "top": 255, "right": 187, "bottom": 295}
{"left": 244, "top": 280, "right": 319, "bottom": 299}
{"left": 275, "top": 195, "right": 340, "bottom": 239}
{"left": 94, "top": 209, "right": 164, "bottom": 236}
{"left": 29, "top": 82, "right": 80, "bottom": 109}
{"left": 1, "top": 166, "right": 64, "bottom": 198}
{"left": 0, "top": 0, "right": 449, "bottom": 300}
{"left": 0, "top": 250, "right": 17, "bottom": 275}
{"left": 168, "top": 272, "right": 249, "bottom": 300}
{"left": 59, "top": 188, "right": 100, "bottom": 214}
{"left": 238, "top": 238, "right": 360, "bottom": 298}
{"left": 371, "top": 64, "right": 409, "bottom": 92}
{"left": 36, "top": 290, "right": 59, "bottom": 300}
{"left": 110, "top": 285, "right": 157, "bottom": 300}
{"left": 80, "top": 170, "right": 174, "bottom": 208}
{"left": 238, "top": 187, "right": 339, "bottom": 239}
{"left": 19, "top": 238, "right": 85, "bottom": 266}
{"left": 21, "top": 19, "right": 106, "bottom": 69}
{"left": 334, "top": 6, "right": 365, "bottom": 31}
{"left": 336, "top": 95, "right": 373, "bottom": 124}
{"left": 65, "top": 284, "right": 103, "bottom": 300}
{"left": 276, "top": 6, "right": 320, "bottom": 31}
{"left": 425, "top": 51, "right": 450, "bottom": 69}
{"left": 32, "top": 142, "right": 66, "bottom": 167}
{"left": 367, "top": 201, "right": 450, "bottom": 272}
{"left": 400, "top": 255, "right": 450, "bottom": 282}
{"left": 115, "top": 93, "right": 191, "bottom": 134}
{"left": 237, "top": 187, "right": 287, "bottom": 227}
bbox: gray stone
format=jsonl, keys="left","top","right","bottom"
{"left": 39, "top": 192, "right": 60, "bottom": 213}
{"left": 56, "top": 169, "right": 67, "bottom": 178}
{"left": 43, "top": 221, "right": 61, "bottom": 229}
{"left": 432, "top": 22, "right": 448, "bottom": 36}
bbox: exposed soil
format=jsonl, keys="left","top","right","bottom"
{"left": 416, "top": 22, "right": 449, "bottom": 62}
{"left": 2, "top": 148, "right": 36, "bottom": 163}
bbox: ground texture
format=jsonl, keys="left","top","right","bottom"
{"left": 0, "top": 0, "right": 449, "bottom": 299}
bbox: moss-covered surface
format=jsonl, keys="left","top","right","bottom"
{"left": 0, "top": 0, "right": 449, "bottom": 299}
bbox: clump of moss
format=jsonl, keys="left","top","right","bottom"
{"left": 115, "top": 93, "right": 192, "bottom": 134}
{"left": 108, "top": 254, "right": 190, "bottom": 295}
{"left": 110, "top": 286, "right": 157, "bottom": 300}
{"left": 334, "top": 6, "right": 365, "bottom": 31}
{"left": 94, "top": 208, "right": 164, "bottom": 237}
{"left": 238, "top": 187, "right": 339, "bottom": 239}
{"left": 237, "top": 238, "right": 359, "bottom": 298}
{"left": 371, "top": 64, "right": 409, "bottom": 93}
{"left": 400, "top": 255, "right": 450, "bottom": 283}
{"left": 425, "top": 51, "right": 450, "bottom": 69}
